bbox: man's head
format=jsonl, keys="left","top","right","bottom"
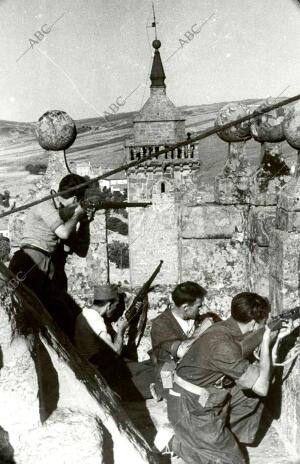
{"left": 92, "top": 284, "right": 120, "bottom": 320}
{"left": 171, "top": 281, "right": 207, "bottom": 320}
{"left": 58, "top": 174, "right": 87, "bottom": 206}
{"left": 231, "top": 292, "right": 270, "bottom": 333}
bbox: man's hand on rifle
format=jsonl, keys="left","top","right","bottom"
{"left": 79, "top": 206, "right": 96, "bottom": 223}
{"left": 276, "top": 320, "right": 294, "bottom": 341}
{"left": 118, "top": 316, "right": 129, "bottom": 335}
{"left": 271, "top": 320, "right": 298, "bottom": 365}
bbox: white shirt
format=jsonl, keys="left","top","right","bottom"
{"left": 173, "top": 313, "right": 195, "bottom": 337}
{"left": 74, "top": 307, "right": 111, "bottom": 360}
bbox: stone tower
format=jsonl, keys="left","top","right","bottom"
{"left": 125, "top": 39, "right": 200, "bottom": 285}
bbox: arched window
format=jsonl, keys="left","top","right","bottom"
{"left": 161, "top": 182, "right": 166, "bottom": 193}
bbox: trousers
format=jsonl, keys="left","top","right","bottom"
{"left": 167, "top": 382, "right": 264, "bottom": 464}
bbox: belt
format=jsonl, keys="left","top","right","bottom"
{"left": 174, "top": 373, "right": 209, "bottom": 397}
{"left": 174, "top": 374, "right": 210, "bottom": 407}
{"left": 21, "top": 244, "right": 52, "bottom": 258}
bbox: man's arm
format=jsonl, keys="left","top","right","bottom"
{"left": 55, "top": 205, "right": 86, "bottom": 240}
{"left": 251, "top": 327, "right": 272, "bottom": 396}
{"left": 65, "top": 220, "right": 91, "bottom": 257}
{"left": 81, "top": 308, "right": 126, "bottom": 355}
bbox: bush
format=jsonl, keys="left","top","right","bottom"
{"left": 106, "top": 216, "right": 128, "bottom": 235}
{"left": 0, "top": 190, "right": 10, "bottom": 208}
{"left": 108, "top": 240, "right": 129, "bottom": 269}
{"left": 0, "top": 235, "right": 10, "bottom": 261}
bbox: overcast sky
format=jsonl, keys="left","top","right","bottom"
{"left": 0, "top": 0, "right": 299, "bottom": 122}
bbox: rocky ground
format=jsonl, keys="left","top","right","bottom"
{"left": 123, "top": 399, "right": 298, "bottom": 464}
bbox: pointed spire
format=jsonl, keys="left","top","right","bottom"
{"left": 150, "top": 40, "right": 166, "bottom": 88}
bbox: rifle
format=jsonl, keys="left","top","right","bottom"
{"left": 124, "top": 260, "right": 163, "bottom": 323}
{"left": 268, "top": 306, "right": 300, "bottom": 331}
{"left": 59, "top": 195, "right": 152, "bottom": 221}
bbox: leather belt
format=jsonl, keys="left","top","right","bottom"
{"left": 21, "top": 244, "right": 52, "bottom": 258}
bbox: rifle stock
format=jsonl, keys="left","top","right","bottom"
{"left": 125, "top": 260, "right": 164, "bottom": 323}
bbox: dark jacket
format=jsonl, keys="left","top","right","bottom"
{"left": 151, "top": 307, "right": 189, "bottom": 371}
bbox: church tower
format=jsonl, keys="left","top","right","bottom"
{"left": 125, "top": 38, "right": 200, "bottom": 285}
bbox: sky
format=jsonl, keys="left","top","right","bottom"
{"left": 0, "top": 0, "right": 299, "bottom": 122}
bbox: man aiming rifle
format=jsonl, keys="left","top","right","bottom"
{"left": 74, "top": 262, "right": 164, "bottom": 400}
{"left": 9, "top": 174, "right": 93, "bottom": 338}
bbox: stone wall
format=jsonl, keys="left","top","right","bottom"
{"left": 127, "top": 131, "right": 300, "bottom": 456}
{"left": 179, "top": 203, "right": 249, "bottom": 314}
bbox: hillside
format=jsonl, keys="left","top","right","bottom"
{"left": 0, "top": 99, "right": 297, "bottom": 199}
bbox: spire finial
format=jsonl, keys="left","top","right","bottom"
{"left": 152, "top": 1, "right": 158, "bottom": 40}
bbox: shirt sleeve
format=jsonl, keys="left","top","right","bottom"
{"left": 210, "top": 338, "right": 259, "bottom": 388}
{"left": 236, "top": 363, "right": 260, "bottom": 389}
{"left": 36, "top": 201, "right": 64, "bottom": 232}
{"left": 82, "top": 308, "right": 110, "bottom": 339}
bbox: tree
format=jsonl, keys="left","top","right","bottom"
{"left": 0, "top": 235, "right": 10, "bottom": 261}
{"left": 0, "top": 190, "right": 10, "bottom": 208}
{"left": 108, "top": 241, "right": 129, "bottom": 269}
{"left": 106, "top": 216, "right": 128, "bottom": 235}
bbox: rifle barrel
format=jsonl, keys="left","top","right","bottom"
{"left": 94, "top": 201, "right": 152, "bottom": 209}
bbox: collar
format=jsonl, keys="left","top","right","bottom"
{"left": 223, "top": 316, "right": 243, "bottom": 336}
{"left": 172, "top": 312, "right": 195, "bottom": 336}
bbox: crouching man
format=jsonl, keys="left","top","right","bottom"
{"left": 151, "top": 281, "right": 220, "bottom": 399}
{"left": 74, "top": 284, "right": 155, "bottom": 400}
{"left": 155, "top": 292, "right": 299, "bottom": 464}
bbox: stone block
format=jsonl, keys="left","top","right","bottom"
{"left": 181, "top": 204, "right": 246, "bottom": 239}
{"left": 248, "top": 244, "right": 270, "bottom": 297}
{"left": 269, "top": 275, "right": 299, "bottom": 313}
{"left": 269, "top": 230, "right": 300, "bottom": 287}
{"left": 248, "top": 206, "right": 276, "bottom": 246}
{"left": 250, "top": 178, "right": 279, "bottom": 206}
{"left": 202, "top": 287, "right": 243, "bottom": 318}
{"left": 276, "top": 208, "right": 300, "bottom": 232}
{"left": 278, "top": 358, "right": 300, "bottom": 455}
{"left": 214, "top": 174, "right": 251, "bottom": 204}
{"left": 129, "top": 204, "right": 179, "bottom": 286}
{"left": 277, "top": 181, "right": 300, "bottom": 211}
{"left": 180, "top": 238, "right": 248, "bottom": 291}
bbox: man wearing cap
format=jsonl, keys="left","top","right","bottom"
{"left": 74, "top": 284, "right": 128, "bottom": 359}
{"left": 74, "top": 284, "right": 155, "bottom": 400}
{"left": 9, "top": 174, "right": 94, "bottom": 338}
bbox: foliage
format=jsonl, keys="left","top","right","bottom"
{"left": 106, "top": 216, "right": 128, "bottom": 235}
{"left": 0, "top": 235, "right": 10, "bottom": 261}
{"left": 25, "top": 163, "right": 47, "bottom": 175}
{"left": 108, "top": 240, "right": 129, "bottom": 269}
{"left": 0, "top": 190, "right": 10, "bottom": 208}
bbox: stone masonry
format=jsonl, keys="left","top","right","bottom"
{"left": 125, "top": 39, "right": 300, "bottom": 458}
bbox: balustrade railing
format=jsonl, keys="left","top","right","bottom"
{"left": 127, "top": 143, "right": 199, "bottom": 163}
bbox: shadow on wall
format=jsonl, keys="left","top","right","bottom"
{"left": 31, "top": 336, "right": 59, "bottom": 423}
{"left": 101, "top": 422, "right": 114, "bottom": 464}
